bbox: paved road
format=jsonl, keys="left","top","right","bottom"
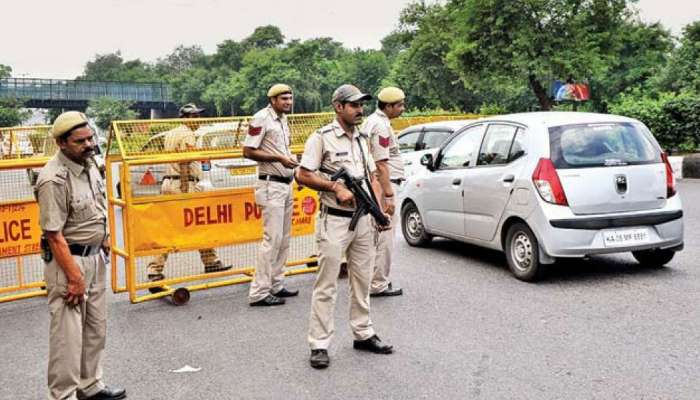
{"left": 2, "top": 181, "right": 699, "bottom": 400}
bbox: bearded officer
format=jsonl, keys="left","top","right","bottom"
{"left": 296, "top": 84, "right": 394, "bottom": 369}
{"left": 243, "top": 84, "right": 300, "bottom": 306}
{"left": 36, "top": 111, "right": 126, "bottom": 400}
{"left": 364, "top": 87, "right": 406, "bottom": 297}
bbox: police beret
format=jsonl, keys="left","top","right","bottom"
{"left": 51, "top": 111, "right": 89, "bottom": 138}
{"left": 377, "top": 87, "right": 405, "bottom": 104}
{"left": 267, "top": 84, "right": 292, "bottom": 97}
{"left": 179, "top": 103, "right": 205, "bottom": 117}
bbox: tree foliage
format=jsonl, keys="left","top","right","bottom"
{"left": 86, "top": 97, "right": 138, "bottom": 132}
{"left": 0, "top": 98, "right": 30, "bottom": 128}
{"left": 0, "top": 6, "right": 695, "bottom": 149}
{"left": 0, "top": 64, "right": 11, "bottom": 79}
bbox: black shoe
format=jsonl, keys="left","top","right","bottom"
{"left": 147, "top": 273, "right": 165, "bottom": 294}
{"left": 309, "top": 349, "right": 330, "bottom": 369}
{"left": 78, "top": 386, "right": 127, "bottom": 400}
{"left": 370, "top": 285, "right": 403, "bottom": 297}
{"left": 338, "top": 262, "right": 348, "bottom": 279}
{"left": 353, "top": 335, "right": 393, "bottom": 354}
{"left": 205, "top": 262, "right": 233, "bottom": 274}
{"left": 249, "top": 294, "right": 285, "bottom": 307}
{"left": 273, "top": 288, "right": 299, "bottom": 298}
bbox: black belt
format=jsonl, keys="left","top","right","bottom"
{"left": 68, "top": 243, "right": 101, "bottom": 257}
{"left": 390, "top": 178, "right": 405, "bottom": 185}
{"left": 163, "top": 175, "right": 199, "bottom": 182}
{"left": 259, "top": 174, "right": 293, "bottom": 184}
{"left": 323, "top": 206, "right": 355, "bottom": 219}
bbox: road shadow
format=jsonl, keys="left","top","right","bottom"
{"left": 413, "top": 238, "right": 679, "bottom": 283}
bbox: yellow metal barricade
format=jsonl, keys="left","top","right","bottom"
{"left": 0, "top": 125, "right": 54, "bottom": 303}
{"left": 106, "top": 112, "right": 480, "bottom": 304}
{"left": 107, "top": 115, "right": 328, "bottom": 304}
{"left": 390, "top": 114, "right": 482, "bottom": 132}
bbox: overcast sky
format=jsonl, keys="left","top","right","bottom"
{"left": 2, "top": 0, "right": 699, "bottom": 80}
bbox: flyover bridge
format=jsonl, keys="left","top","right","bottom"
{"left": 0, "top": 77, "right": 176, "bottom": 112}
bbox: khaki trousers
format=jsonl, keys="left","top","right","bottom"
{"left": 371, "top": 182, "right": 401, "bottom": 293}
{"left": 308, "top": 213, "right": 376, "bottom": 350}
{"left": 46, "top": 252, "right": 107, "bottom": 400}
{"left": 147, "top": 178, "right": 219, "bottom": 276}
{"left": 249, "top": 180, "right": 293, "bottom": 302}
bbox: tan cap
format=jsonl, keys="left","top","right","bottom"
{"left": 267, "top": 83, "right": 292, "bottom": 98}
{"left": 332, "top": 84, "right": 372, "bottom": 104}
{"left": 179, "top": 103, "right": 205, "bottom": 117}
{"left": 377, "top": 87, "right": 405, "bottom": 104}
{"left": 51, "top": 111, "right": 89, "bottom": 138}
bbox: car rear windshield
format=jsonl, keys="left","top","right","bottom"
{"left": 549, "top": 122, "right": 661, "bottom": 169}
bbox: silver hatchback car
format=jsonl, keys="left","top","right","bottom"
{"left": 400, "top": 112, "right": 683, "bottom": 281}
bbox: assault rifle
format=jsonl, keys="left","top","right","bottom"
{"left": 323, "top": 167, "right": 390, "bottom": 231}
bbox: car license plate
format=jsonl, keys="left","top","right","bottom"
{"left": 603, "top": 228, "right": 650, "bottom": 248}
{"left": 229, "top": 166, "right": 257, "bottom": 176}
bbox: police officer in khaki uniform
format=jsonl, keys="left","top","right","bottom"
{"left": 36, "top": 111, "right": 126, "bottom": 400}
{"left": 243, "top": 84, "right": 300, "bottom": 306}
{"left": 364, "top": 87, "right": 406, "bottom": 297}
{"left": 296, "top": 84, "right": 394, "bottom": 369}
{"left": 146, "top": 104, "right": 231, "bottom": 284}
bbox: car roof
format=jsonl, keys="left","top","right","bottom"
{"left": 398, "top": 112, "right": 640, "bottom": 136}
{"left": 478, "top": 112, "right": 639, "bottom": 128}
{"left": 398, "top": 119, "right": 478, "bottom": 135}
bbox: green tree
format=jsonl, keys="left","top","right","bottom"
{"left": 591, "top": 21, "right": 672, "bottom": 111}
{"left": 86, "top": 97, "right": 138, "bottom": 132}
{"left": 338, "top": 50, "right": 390, "bottom": 97}
{"left": 211, "top": 39, "right": 245, "bottom": 70}
{"left": 0, "top": 98, "right": 30, "bottom": 127}
{"left": 80, "top": 51, "right": 160, "bottom": 82}
{"left": 386, "top": 2, "right": 475, "bottom": 111}
{"left": 156, "top": 45, "right": 208, "bottom": 74}
{"left": 445, "top": 0, "right": 631, "bottom": 110}
{"left": 0, "top": 64, "right": 11, "bottom": 79}
{"left": 242, "top": 25, "right": 285, "bottom": 49}
{"left": 657, "top": 21, "right": 700, "bottom": 93}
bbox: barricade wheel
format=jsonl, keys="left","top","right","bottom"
{"left": 171, "top": 288, "right": 191, "bottom": 306}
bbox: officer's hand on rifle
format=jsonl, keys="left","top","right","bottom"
{"left": 332, "top": 181, "right": 355, "bottom": 208}
{"left": 382, "top": 196, "right": 395, "bottom": 216}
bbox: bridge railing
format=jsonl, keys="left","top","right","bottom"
{"left": 0, "top": 78, "right": 172, "bottom": 103}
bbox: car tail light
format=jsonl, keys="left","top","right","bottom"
{"left": 532, "top": 158, "right": 568, "bottom": 205}
{"left": 661, "top": 152, "right": 676, "bottom": 198}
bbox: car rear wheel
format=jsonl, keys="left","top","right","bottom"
{"left": 401, "top": 202, "right": 432, "bottom": 247}
{"left": 632, "top": 248, "right": 675, "bottom": 267}
{"left": 505, "top": 223, "right": 543, "bottom": 282}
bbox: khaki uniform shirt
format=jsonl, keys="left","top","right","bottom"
{"left": 36, "top": 152, "right": 107, "bottom": 246}
{"left": 164, "top": 124, "right": 202, "bottom": 180}
{"left": 300, "top": 119, "right": 376, "bottom": 211}
{"left": 244, "top": 105, "right": 294, "bottom": 178}
{"left": 363, "top": 109, "right": 405, "bottom": 180}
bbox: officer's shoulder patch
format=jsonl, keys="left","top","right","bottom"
{"left": 248, "top": 125, "right": 262, "bottom": 136}
{"left": 379, "top": 135, "right": 391, "bottom": 148}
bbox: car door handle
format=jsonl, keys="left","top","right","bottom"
{"left": 452, "top": 178, "right": 461, "bottom": 185}
{"left": 502, "top": 174, "right": 515, "bottom": 183}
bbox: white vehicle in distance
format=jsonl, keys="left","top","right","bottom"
{"left": 397, "top": 121, "right": 469, "bottom": 178}
{"left": 400, "top": 112, "right": 683, "bottom": 281}
{"left": 125, "top": 122, "right": 257, "bottom": 197}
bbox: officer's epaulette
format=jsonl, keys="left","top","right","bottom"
{"left": 50, "top": 167, "right": 69, "bottom": 183}
{"left": 318, "top": 126, "right": 335, "bottom": 135}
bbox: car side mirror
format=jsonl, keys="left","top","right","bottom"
{"left": 420, "top": 153, "right": 435, "bottom": 171}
